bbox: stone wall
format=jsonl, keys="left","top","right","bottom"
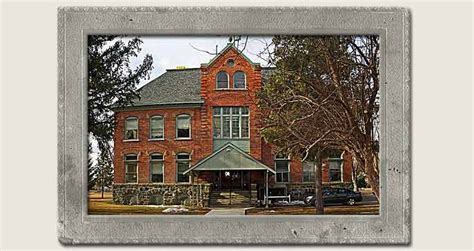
{"left": 113, "top": 183, "right": 211, "bottom": 207}
{"left": 286, "top": 182, "right": 353, "bottom": 200}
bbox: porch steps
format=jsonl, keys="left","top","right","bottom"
{"left": 210, "top": 190, "right": 258, "bottom": 208}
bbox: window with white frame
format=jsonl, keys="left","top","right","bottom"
{"left": 150, "top": 153, "right": 164, "bottom": 183}
{"left": 176, "top": 153, "right": 190, "bottom": 183}
{"left": 233, "top": 71, "right": 246, "bottom": 89}
{"left": 149, "top": 115, "right": 164, "bottom": 139}
{"left": 124, "top": 154, "right": 138, "bottom": 183}
{"left": 124, "top": 117, "right": 138, "bottom": 140}
{"left": 176, "top": 114, "right": 191, "bottom": 139}
{"left": 275, "top": 154, "right": 290, "bottom": 183}
{"left": 216, "top": 71, "right": 229, "bottom": 89}
{"left": 302, "top": 161, "right": 316, "bottom": 182}
{"left": 328, "top": 158, "right": 343, "bottom": 182}
{"left": 213, "top": 107, "right": 249, "bottom": 139}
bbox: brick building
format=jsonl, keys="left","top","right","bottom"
{"left": 112, "top": 44, "right": 353, "bottom": 206}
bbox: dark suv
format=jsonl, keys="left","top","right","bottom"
{"left": 305, "top": 188, "right": 362, "bottom": 206}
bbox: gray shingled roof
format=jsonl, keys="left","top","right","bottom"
{"left": 131, "top": 68, "right": 203, "bottom": 107}
{"left": 122, "top": 67, "right": 276, "bottom": 108}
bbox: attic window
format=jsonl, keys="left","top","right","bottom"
{"left": 227, "top": 59, "right": 235, "bottom": 67}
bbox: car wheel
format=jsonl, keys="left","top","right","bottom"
{"left": 346, "top": 198, "right": 356, "bottom": 206}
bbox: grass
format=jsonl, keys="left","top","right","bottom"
{"left": 245, "top": 204, "right": 379, "bottom": 215}
{"left": 88, "top": 191, "right": 211, "bottom": 215}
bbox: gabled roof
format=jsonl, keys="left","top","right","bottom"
{"left": 114, "top": 51, "right": 276, "bottom": 110}
{"left": 201, "top": 43, "right": 260, "bottom": 68}
{"left": 183, "top": 142, "right": 275, "bottom": 174}
{"left": 126, "top": 68, "right": 203, "bottom": 108}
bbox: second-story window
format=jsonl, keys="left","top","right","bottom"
{"left": 149, "top": 115, "right": 164, "bottom": 140}
{"left": 176, "top": 114, "right": 191, "bottom": 139}
{"left": 213, "top": 107, "right": 249, "bottom": 139}
{"left": 216, "top": 71, "right": 229, "bottom": 89}
{"left": 233, "top": 71, "right": 246, "bottom": 89}
{"left": 124, "top": 117, "right": 138, "bottom": 140}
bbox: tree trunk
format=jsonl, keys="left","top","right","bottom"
{"left": 356, "top": 151, "right": 379, "bottom": 201}
{"left": 314, "top": 154, "right": 324, "bottom": 215}
{"left": 101, "top": 172, "right": 104, "bottom": 199}
{"left": 364, "top": 153, "right": 379, "bottom": 200}
{"left": 351, "top": 157, "right": 358, "bottom": 192}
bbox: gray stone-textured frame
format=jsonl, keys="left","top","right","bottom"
{"left": 58, "top": 7, "right": 411, "bottom": 245}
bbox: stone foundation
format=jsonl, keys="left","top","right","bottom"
{"left": 286, "top": 182, "right": 353, "bottom": 200}
{"left": 113, "top": 183, "right": 212, "bottom": 207}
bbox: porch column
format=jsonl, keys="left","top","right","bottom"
{"left": 265, "top": 170, "right": 269, "bottom": 208}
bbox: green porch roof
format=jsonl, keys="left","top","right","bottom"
{"left": 183, "top": 143, "right": 275, "bottom": 174}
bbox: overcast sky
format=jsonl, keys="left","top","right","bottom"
{"left": 128, "top": 36, "right": 274, "bottom": 88}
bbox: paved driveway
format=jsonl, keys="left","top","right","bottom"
{"left": 205, "top": 208, "right": 247, "bottom": 215}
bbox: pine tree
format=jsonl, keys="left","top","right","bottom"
{"left": 87, "top": 35, "right": 153, "bottom": 190}
{"left": 96, "top": 149, "right": 114, "bottom": 198}
{"left": 88, "top": 35, "right": 153, "bottom": 153}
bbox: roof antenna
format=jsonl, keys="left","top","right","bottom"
{"left": 215, "top": 44, "right": 218, "bottom": 54}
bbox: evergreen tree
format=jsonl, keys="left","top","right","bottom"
{"left": 96, "top": 149, "right": 114, "bottom": 198}
{"left": 87, "top": 35, "right": 153, "bottom": 190}
{"left": 88, "top": 35, "right": 153, "bottom": 153}
{"left": 87, "top": 145, "right": 98, "bottom": 190}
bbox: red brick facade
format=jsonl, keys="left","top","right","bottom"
{"left": 113, "top": 45, "right": 353, "bottom": 187}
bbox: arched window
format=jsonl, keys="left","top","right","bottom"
{"left": 176, "top": 114, "right": 191, "bottom": 139}
{"left": 176, "top": 153, "right": 191, "bottom": 183}
{"left": 124, "top": 117, "right": 138, "bottom": 140}
{"left": 216, "top": 71, "right": 229, "bottom": 89}
{"left": 124, "top": 154, "right": 138, "bottom": 183}
{"left": 233, "top": 71, "right": 246, "bottom": 89}
{"left": 149, "top": 115, "right": 164, "bottom": 139}
{"left": 150, "top": 153, "right": 164, "bottom": 183}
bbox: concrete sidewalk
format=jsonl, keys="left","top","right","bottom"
{"left": 205, "top": 208, "right": 248, "bottom": 215}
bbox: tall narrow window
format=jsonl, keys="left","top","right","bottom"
{"left": 176, "top": 114, "right": 191, "bottom": 139}
{"left": 302, "top": 161, "right": 316, "bottom": 182}
{"left": 328, "top": 159, "right": 343, "bottom": 182}
{"left": 212, "top": 108, "right": 222, "bottom": 138}
{"left": 233, "top": 71, "right": 246, "bottom": 89}
{"left": 124, "top": 117, "right": 138, "bottom": 140}
{"left": 216, "top": 71, "right": 229, "bottom": 89}
{"left": 124, "top": 154, "right": 138, "bottom": 183}
{"left": 241, "top": 107, "right": 249, "bottom": 138}
{"left": 176, "top": 153, "right": 190, "bottom": 183}
{"left": 231, "top": 107, "right": 240, "bottom": 138}
{"left": 149, "top": 115, "right": 164, "bottom": 139}
{"left": 212, "top": 107, "right": 250, "bottom": 139}
{"left": 150, "top": 153, "right": 164, "bottom": 183}
{"left": 275, "top": 154, "right": 290, "bottom": 183}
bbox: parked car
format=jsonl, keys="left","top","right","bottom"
{"left": 305, "top": 188, "right": 362, "bottom": 206}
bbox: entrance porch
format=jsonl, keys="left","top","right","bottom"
{"left": 183, "top": 143, "right": 275, "bottom": 207}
